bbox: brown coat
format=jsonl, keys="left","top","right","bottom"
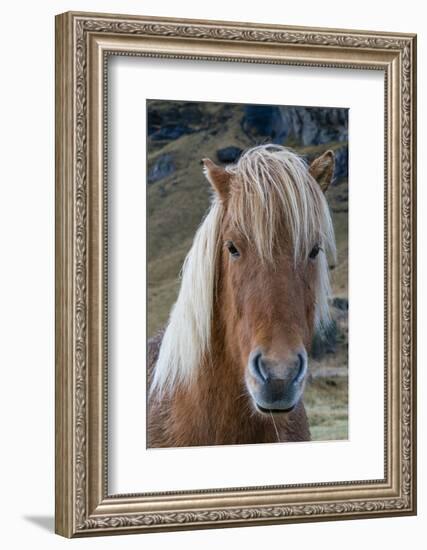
{"left": 147, "top": 330, "right": 310, "bottom": 448}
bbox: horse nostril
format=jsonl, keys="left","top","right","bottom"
{"left": 252, "top": 353, "right": 269, "bottom": 382}
{"left": 293, "top": 353, "right": 306, "bottom": 384}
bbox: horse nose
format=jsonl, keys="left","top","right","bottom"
{"left": 249, "top": 349, "right": 307, "bottom": 386}
{"left": 247, "top": 348, "right": 308, "bottom": 412}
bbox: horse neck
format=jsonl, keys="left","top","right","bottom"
{"left": 167, "top": 288, "right": 281, "bottom": 446}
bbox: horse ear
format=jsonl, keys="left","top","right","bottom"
{"left": 202, "top": 158, "right": 231, "bottom": 201}
{"left": 309, "top": 150, "right": 335, "bottom": 193}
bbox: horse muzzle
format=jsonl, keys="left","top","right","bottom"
{"left": 246, "top": 348, "right": 308, "bottom": 414}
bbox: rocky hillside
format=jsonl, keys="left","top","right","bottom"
{"left": 147, "top": 100, "right": 349, "bottom": 441}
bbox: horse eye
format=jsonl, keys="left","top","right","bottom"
{"left": 226, "top": 241, "right": 240, "bottom": 258}
{"left": 309, "top": 244, "right": 321, "bottom": 260}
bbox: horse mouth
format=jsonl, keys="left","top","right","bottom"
{"left": 255, "top": 403, "right": 296, "bottom": 415}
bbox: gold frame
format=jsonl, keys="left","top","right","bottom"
{"left": 55, "top": 11, "right": 417, "bottom": 538}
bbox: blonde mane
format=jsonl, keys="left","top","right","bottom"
{"left": 151, "top": 145, "right": 336, "bottom": 395}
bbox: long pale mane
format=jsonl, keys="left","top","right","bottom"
{"left": 151, "top": 145, "right": 336, "bottom": 395}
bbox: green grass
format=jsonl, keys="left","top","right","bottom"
{"left": 305, "top": 377, "right": 349, "bottom": 441}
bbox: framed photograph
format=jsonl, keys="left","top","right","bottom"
{"left": 55, "top": 11, "right": 417, "bottom": 537}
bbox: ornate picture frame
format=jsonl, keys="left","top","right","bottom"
{"left": 55, "top": 11, "right": 417, "bottom": 537}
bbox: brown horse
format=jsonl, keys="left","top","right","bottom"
{"left": 148, "top": 144, "right": 336, "bottom": 447}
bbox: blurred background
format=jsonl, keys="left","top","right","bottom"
{"left": 147, "top": 100, "right": 348, "bottom": 441}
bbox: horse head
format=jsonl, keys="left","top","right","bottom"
{"left": 203, "top": 145, "right": 336, "bottom": 416}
